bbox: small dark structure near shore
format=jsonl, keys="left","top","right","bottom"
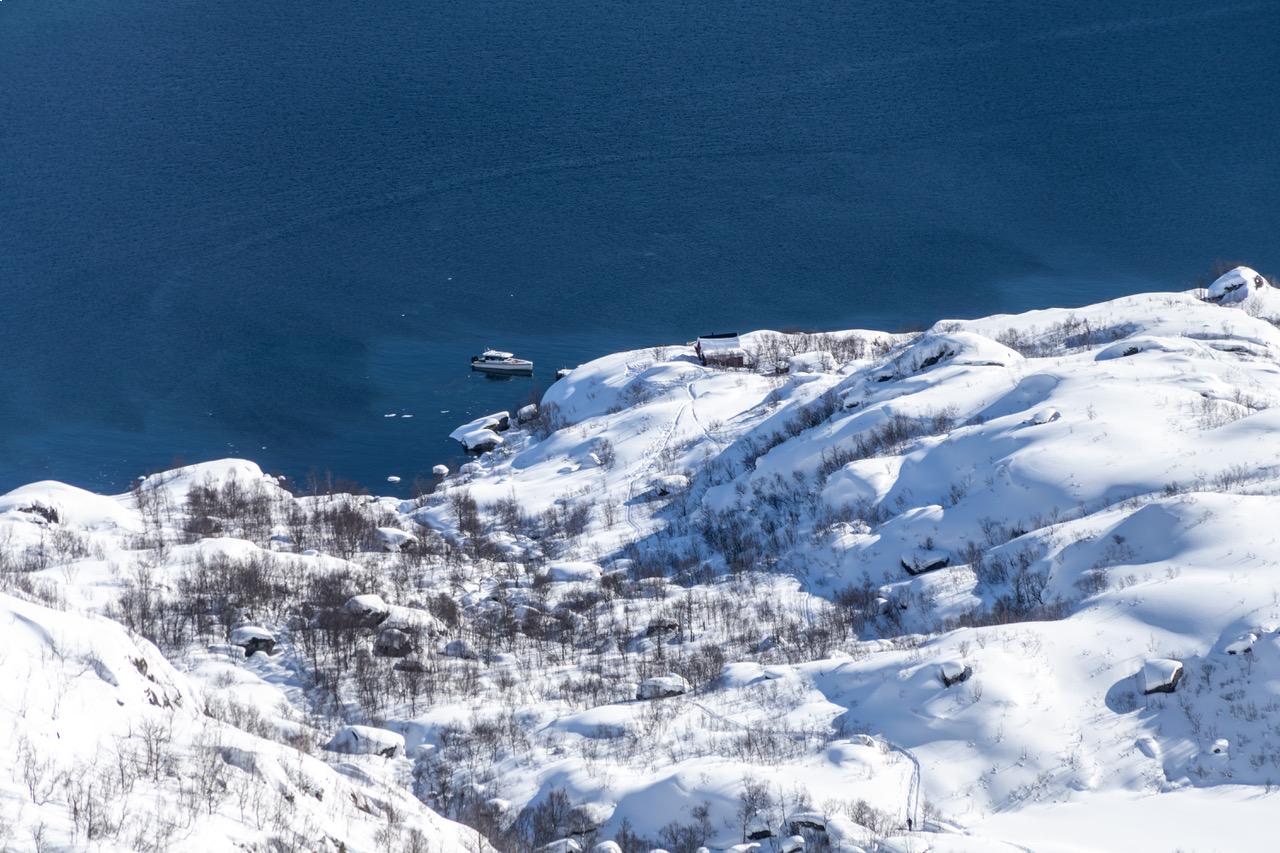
{"left": 695, "top": 333, "right": 746, "bottom": 368}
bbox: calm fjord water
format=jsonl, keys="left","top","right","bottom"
{"left": 2, "top": 1, "right": 1278, "bottom": 494}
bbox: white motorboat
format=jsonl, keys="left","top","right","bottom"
{"left": 471, "top": 349, "right": 533, "bottom": 375}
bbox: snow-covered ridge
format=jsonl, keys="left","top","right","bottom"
{"left": 5, "top": 271, "right": 1280, "bottom": 852}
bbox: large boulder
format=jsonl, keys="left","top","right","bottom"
{"left": 746, "top": 816, "right": 775, "bottom": 840}
{"left": 637, "top": 674, "right": 690, "bottom": 701}
{"left": 381, "top": 605, "right": 444, "bottom": 636}
{"left": 567, "top": 801, "right": 614, "bottom": 835}
{"left": 1024, "top": 408, "right": 1061, "bottom": 426}
{"left": 229, "top": 625, "right": 275, "bottom": 657}
{"left": 375, "top": 527, "right": 417, "bottom": 552}
{"left": 649, "top": 474, "right": 690, "bottom": 497}
{"left": 373, "top": 628, "right": 415, "bottom": 658}
{"left": 1206, "top": 265, "right": 1267, "bottom": 303}
{"left": 1225, "top": 632, "right": 1257, "bottom": 655}
{"left": 325, "top": 725, "right": 404, "bottom": 758}
{"left": 645, "top": 616, "right": 679, "bottom": 637}
{"left": 394, "top": 655, "right": 428, "bottom": 673}
{"left": 789, "top": 813, "right": 826, "bottom": 834}
{"left": 1142, "top": 658, "right": 1184, "bottom": 695}
{"left": 901, "top": 548, "right": 950, "bottom": 575}
{"left": 450, "top": 412, "right": 510, "bottom": 452}
{"left": 939, "top": 660, "right": 973, "bottom": 688}
{"left": 542, "top": 561, "right": 603, "bottom": 583}
{"left": 344, "top": 594, "right": 391, "bottom": 627}
{"left": 444, "top": 638, "right": 479, "bottom": 660}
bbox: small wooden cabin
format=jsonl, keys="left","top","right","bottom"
{"left": 695, "top": 332, "right": 746, "bottom": 368}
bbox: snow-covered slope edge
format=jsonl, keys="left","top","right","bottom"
{"left": 0, "top": 588, "right": 486, "bottom": 852}
{"left": 5, "top": 270, "right": 1280, "bottom": 853}
{"left": 409, "top": 275, "right": 1280, "bottom": 852}
{"left": 0, "top": 464, "right": 489, "bottom": 852}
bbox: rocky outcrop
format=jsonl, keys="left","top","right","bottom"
{"left": 229, "top": 625, "right": 276, "bottom": 657}
{"left": 324, "top": 725, "right": 404, "bottom": 758}
{"left": 940, "top": 660, "right": 973, "bottom": 688}
{"left": 1141, "top": 658, "right": 1183, "bottom": 695}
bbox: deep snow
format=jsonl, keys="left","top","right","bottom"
{"left": 5, "top": 276, "right": 1280, "bottom": 851}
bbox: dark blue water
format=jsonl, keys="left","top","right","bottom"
{"left": 3, "top": 1, "right": 1278, "bottom": 494}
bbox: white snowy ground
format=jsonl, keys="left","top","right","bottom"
{"left": 4, "top": 270, "right": 1280, "bottom": 851}
{"left": 0, "top": 467, "right": 488, "bottom": 852}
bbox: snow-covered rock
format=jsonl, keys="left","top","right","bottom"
{"left": 0, "top": 481, "right": 139, "bottom": 531}
{"left": 375, "top": 525, "right": 417, "bottom": 552}
{"left": 373, "top": 628, "right": 415, "bottom": 658}
{"left": 450, "top": 412, "right": 510, "bottom": 451}
{"left": 568, "top": 800, "right": 614, "bottom": 833}
{"left": 637, "top": 674, "right": 690, "bottom": 700}
{"left": 1141, "top": 658, "right": 1184, "bottom": 695}
{"left": 538, "top": 840, "right": 582, "bottom": 853}
{"left": 789, "top": 812, "right": 826, "bottom": 833}
{"left": 381, "top": 604, "right": 444, "bottom": 635}
{"left": 444, "top": 638, "right": 480, "bottom": 660}
{"left": 229, "top": 625, "right": 276, "bottom": 657}
{"left": 1225, "top": 633, "right": 1257, "bottom": 655}
{"left": 344, "top": 594, "right": 391, "bottom": 626}
{"left": 1024, "top": 407, "right": 1061, "bottom": 426}
{"left": 901, "top": 547, "right": 950, "bottom": 575}
{"left": 542, "top": 561, "right": 604, "bottom": 583}
{"left": 645, "top": 615, "right": 679, "bottom": 636}
{"left": 325, "top": 725, "right": 405, "bottom": 758}
{"left": 786, "top": 351, "right": 836, "bottom": 373}
{"left": 0, "top": 593, "right": 482, "bottom": 851}
{"left": 1206, "top": 265, "right": 1267, "bottom": 303}
{"left": 939, "top": 660, "right": 973, "bottom": 687}
{"left": 649, "top": 473, "right": 690, "bottom": 496}
{"left": 746, "top": 816, "right": 775, "bottom": 840}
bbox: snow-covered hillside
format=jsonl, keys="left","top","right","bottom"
{"left": 4, "top": 268, "right": 1280, "bottom": 852}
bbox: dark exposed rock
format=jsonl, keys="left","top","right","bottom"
{"left": 645, "top": 616, "right": 679, "bottom": 637}
{"left": 1142, "top": 659, "right": 1183, "bottom": 695}
{"left": 940, "top": 661, "right": 973, "bottom": 688}
{"left": 19, "top": 503, "right": 59, "bottom": 524}
{"left": 229, "top": 626, "right": 276, "bottom": 657}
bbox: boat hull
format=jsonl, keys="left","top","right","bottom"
{"left": 471, "top": 362, "right": 533, "bottom": 376}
